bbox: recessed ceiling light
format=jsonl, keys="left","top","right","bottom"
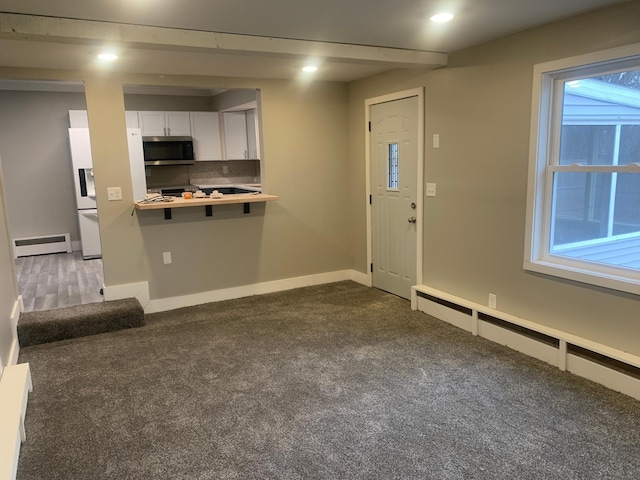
{"left": 430, "top": 12, "right": 454, "bottom": 23}
{"left": 302, "top": 65, "right": 318, "bottom": 73}
{"left": 97, "top": 52, "right": 118, "bottom": 61}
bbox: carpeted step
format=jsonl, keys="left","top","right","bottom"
{"left": 18, "top": 298, "right": 145, "bottom": 347}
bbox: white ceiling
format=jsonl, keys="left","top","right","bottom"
{"left": 0, "top": 0, "right": 629, "bottom": 83}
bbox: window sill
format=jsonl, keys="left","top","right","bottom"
{"left": 524, "top": 259, "right": 640, "bottom": 296}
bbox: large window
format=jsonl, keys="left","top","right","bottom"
{"left": 526, "top": 46, "right": 640, "bottom": 294}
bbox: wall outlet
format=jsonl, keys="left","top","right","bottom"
{"left": 488, "top": 293, "right": 497, "bottom": 309}
{"left": 163, "top": 251, "right": 172, "bottom": 265}
{"left": 426, "top": 183, "right": 436, "bottom": 197}
{"left": 223, "top": 165, "right": 229, "bottom": 174}
{"left": 107, "top": 187, "right": 122, "bottom": 201}
{"left": 433, "top": 133, "right": 440, "bottom": 149}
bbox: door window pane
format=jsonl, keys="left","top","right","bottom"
{"left": 388, "top": 143, "right": 399, "bottom": 189}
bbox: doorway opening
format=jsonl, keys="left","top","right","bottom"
{"left": 0, "top": 79, "right": 105, "bottom": 312}
{"left": 365, "top": 88, "right": 424, "bottom": 300}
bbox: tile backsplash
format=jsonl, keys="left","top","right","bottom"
{"left": 189, "top": 160, "right": 260, "bottom": 185}
{"left": 146, "top": 160, "right": 260, "bottom": 188}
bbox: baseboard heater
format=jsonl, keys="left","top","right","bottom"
{"left": 12, "top": 233, "right": 72, "bottom": 259}
{"left": 415, "top": 287, "right": 640, "bottom": 400}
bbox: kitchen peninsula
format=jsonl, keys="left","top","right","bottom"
{"left": 135, "top": 191, "right": 278, "bottom": 219}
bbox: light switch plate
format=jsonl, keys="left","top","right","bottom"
{"left": 433, "top": 134, "right": 440, "bottom": 149}
{"left": 426, "top": 183, "right": 436, "bottom": 197}
{"left": 107, "top": 187, "right": 122, "bottom": 201}
{"left": 163, "top": 252, "right": 172, "bottom": 265}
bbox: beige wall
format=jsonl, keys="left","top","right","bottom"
{"left": 0, "top": 70, "right": 351, "bottom": 301}
{"left": 1, "top": 1, "right": 638, "bottom": 364}
{"left": 211, "top": 89, "right": 257, "bottom": 111}
{"left": 123, "top": 94, "right": 213, "bottom": 112}
{"left": 0, "top": 91, "right": 87, "bottom": 243}
{"left": 348, "top": 1, "right": 640, "bottom": 355}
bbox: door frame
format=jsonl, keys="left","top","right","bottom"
{"left": 365, "top": 88, "right": 424, "bottom": 305}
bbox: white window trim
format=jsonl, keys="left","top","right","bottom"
{"left": 524, "top": 42, "right": 640, "bottom": 296}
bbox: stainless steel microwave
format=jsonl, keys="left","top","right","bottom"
{"left": 142, "top": 136, "right": 195, "bottom": 166}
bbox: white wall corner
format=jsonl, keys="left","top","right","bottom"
{"left": 411, "top": 287, "right": 418, "bottom": 310}
{"left": 9, "top": 297, "right": 22, "bottom": 367}
{"left": 348, "top": 269, "right": 371, "bottom": 287}
{"left": 103, "top": 281, "right": 151, "bottom": 312}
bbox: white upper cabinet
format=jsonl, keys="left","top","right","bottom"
{"left": 138, "top": 111, "right": 191, "bottom": 136}
{"left": 165, "top": 112, "right": 191, "bottom": 136}
{"left": 125, "top": 111, "right": 139, "bottom": 128}
{"left": 222, "top": 111, "right": 249, "bottom": 160}
{"left": 190, "top": 112, "right": 222, "bottom": 161}
{"left": 245, "top": 108, "right": 260, "bottom": 160}
{"left": 137, "top": 111, "right": 165, "bottom": 136}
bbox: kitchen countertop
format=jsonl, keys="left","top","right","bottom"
{"left": 135, "top": 192, "right": 278, "bottom": 211}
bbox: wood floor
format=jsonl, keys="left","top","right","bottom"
{"left": 14, "top": 252, "right": 104, "bottom": 313}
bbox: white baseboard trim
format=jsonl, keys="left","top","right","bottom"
{"left": 8, "top": 297, "right": 22, "bottom": 367}
{"left": 145, "top": 269, "right": 360, "bottom": 314}
{"left": 413, "top": 284, "right": 640, "bottom": 401}
{"left": 103, "top": 281, "right": 151, "bottom": 311}
{"left": 348, "top": 270, "right": 371, "bottom": 287}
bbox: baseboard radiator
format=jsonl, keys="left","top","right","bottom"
{"left": 413, "top": 285, "right": 640, "bottom": 401}
{"left": 12, "top": 233, "right": 72, "bottom": 258}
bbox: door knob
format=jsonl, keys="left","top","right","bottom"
{"left": 410, "top": 202, "right": 416, "bottom": 209}
{"left": 408, "top": 216, "right": 416, "bottom": 223}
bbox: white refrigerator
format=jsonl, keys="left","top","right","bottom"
{"left": 69, "top": 128, "right": 146, "bottom": 259}
{"left": 69, "top": 128, "right": 100, "bottom": 259}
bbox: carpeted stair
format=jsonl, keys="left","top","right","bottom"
{"left": 18, "top": 298, "right": 145, "bottom": 347}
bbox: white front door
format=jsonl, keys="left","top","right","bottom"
{"left": 371, "top": 96, "right": 419, "bottom": 299}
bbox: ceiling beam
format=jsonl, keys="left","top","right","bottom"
{"left": 0, "top": 13, "right": 448, "bottom": 68}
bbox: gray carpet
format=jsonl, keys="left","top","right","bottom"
{"left": 16, "top": 281, "right": 640, "bottom": 479}
{"left": 18, "top": 298, "right": 145, "bottom": 347}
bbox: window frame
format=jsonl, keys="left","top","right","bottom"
{"left": 525, "top": 43, "right": 640, "bottom": 295}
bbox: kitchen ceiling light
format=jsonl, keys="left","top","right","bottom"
{"left": 430, "top": 12, "right": 454, "bottom": 23}
{"left": 97, "top": 52, "right": 118, "bottom": 61}
{"left": 302, "top": 65, "right": 318, "bottom": 73}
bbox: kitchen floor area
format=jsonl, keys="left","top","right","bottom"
{"left": 15, "top": 252, "right": 104, "bottom": 312}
